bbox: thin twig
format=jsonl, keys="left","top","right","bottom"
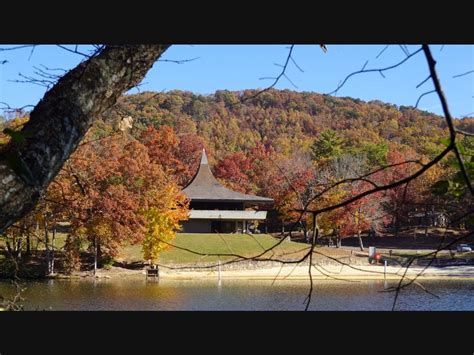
{"left": 452, "top": 70, "right": 474, "bottom": 79}
{"left": 328, "top": 48, "right": 423, "bottom": 95}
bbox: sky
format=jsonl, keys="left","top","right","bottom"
{"left": 0, "top": 44, "right": 472, "bottom": 118}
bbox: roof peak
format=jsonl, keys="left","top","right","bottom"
{"left": 182, "top": 148, "right": 273, "bottom": 203}
{"left": 200, "top": 148, "right": 208, "bottom": 165}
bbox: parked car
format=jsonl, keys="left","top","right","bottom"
{"left": 456, "top": 244, "right": 472, "bottom": 253}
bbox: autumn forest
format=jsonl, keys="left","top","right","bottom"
{"left": 1, "top": 88, "right": 473, "bottom": 275}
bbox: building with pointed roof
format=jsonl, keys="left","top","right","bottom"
{"left": 181, "top": 149, "right": 273, "bottom": 233}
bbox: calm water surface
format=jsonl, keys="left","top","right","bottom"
{"left": 1, "top": 278, "right": 473, "bottom": 311}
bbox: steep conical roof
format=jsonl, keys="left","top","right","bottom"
{"left": 182, "top": 149, "right": 273, "bottom": 203}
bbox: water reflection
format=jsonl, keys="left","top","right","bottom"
{"left": 0, "top": 278, "right": 473, "bottom": 311}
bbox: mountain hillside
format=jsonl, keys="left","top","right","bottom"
{"left": 100, "top": 89, "right": 472, "bottom": 163}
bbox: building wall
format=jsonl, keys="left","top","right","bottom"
{"left": 182, "top": 219, "right": 212, "bottom": 233}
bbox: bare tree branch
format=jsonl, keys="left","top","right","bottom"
{"left": 56, "top": 45, "right": 92, "bottom": 58}
{"left": 415, "top": 90, "right": 436, "bottom": 108}
{"left": 328, "top": 48, "right": 423, "bottom": 95}
{"left": 157, "top": 57, "right": 200, "bottom": 64}
{"left": 0, "top": 45, "right": 35, "bottom": 52}
{"left": 452, "top": 70, "right": 474, "bottom": 78}
{"left": 375, "top": 45, "right": 390, "bottom": 59}
{"left": 416, "top": 75, "right": 432, "bottom": 89}
{"left": 226, "top": 45, "right": 296, "bottom": 107}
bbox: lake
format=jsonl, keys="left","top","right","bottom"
{"left": 1, "top": 278, "right": 473, "bottom": 311}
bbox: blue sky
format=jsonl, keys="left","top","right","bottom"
{"left": 0, "top": 45, "right": 473, "bottom": 118}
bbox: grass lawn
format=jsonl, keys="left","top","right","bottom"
{"left": 1, "top": 231, "right": 355, "bottom": 267}
{"left": 118, "top": 233, "right": 312, "bottom": 264}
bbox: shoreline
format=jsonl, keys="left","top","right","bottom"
{"left": 159, "top": 265, "right": 474, "bottom": 281}
{"left": 46, "top": 264, "right": 474, "bottom": 282}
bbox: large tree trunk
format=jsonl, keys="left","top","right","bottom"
{"left": 0, "top": 45, "right": 169, "bottom": 234}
